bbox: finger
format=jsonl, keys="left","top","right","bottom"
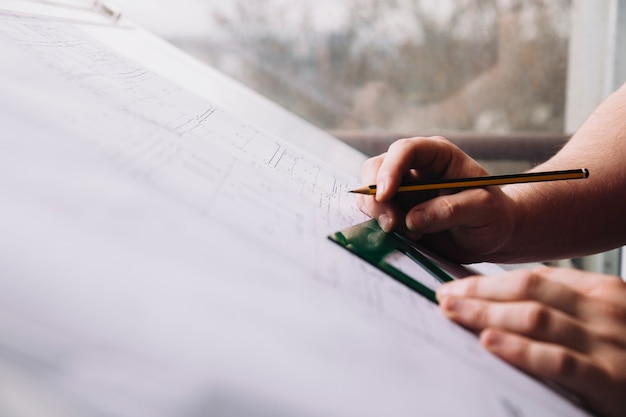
{"left": 375, "top": 137, "right": 489, "bottom": 202}
{"left": 439, "top": 297, "right": 591, "bottom": 353}
{"left": 357, "top": 154, "right": 401, "bottom": 232}
{"left": 436, "top": 270, "right": 585, "bottom": 319}
{"left": 480, "top": 329, "right": 611, "bottom": 416}
{"left": 355, "top": 195, "right": 402, "bottom": 233}
{"left": 374, "top": 137, "right": 448, "bottom": 202}
{"left": 360, "top": 153, "right": 385, "bottom": 185}
{"left": 530, "top": 267, "right": 626, "bottom": 307}
{"left": 358, "top": 152, "right": 436, "bottom": 234}
{"left": 531, "top": 268, "right": 626, "bottom": 334}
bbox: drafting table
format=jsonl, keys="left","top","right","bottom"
{"left": 0, "top": 3, "right": 592, "bottom": 417}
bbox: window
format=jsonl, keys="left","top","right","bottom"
{"left": 126, "top": 1, "right": 571, "bottom": 136}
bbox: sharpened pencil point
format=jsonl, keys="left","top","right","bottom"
{"left": 348, "top": 186, "right": 376, "bottom": 195}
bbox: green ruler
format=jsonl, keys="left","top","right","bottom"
{"left": 328, "top": 219, "right": 455, "bottom": 304}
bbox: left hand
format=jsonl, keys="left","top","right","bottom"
{"left": 436, "top": 266, "right": 626, "bottom": 417}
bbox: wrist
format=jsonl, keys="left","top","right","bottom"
{"left": 490, "top": 184, "right": 532, "bottom": 263}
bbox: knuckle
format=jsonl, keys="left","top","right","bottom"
{"left": 461, "top": 277, "right": 481, "bottom": 297}
{"left": 521, "top": 303, "right": 550, "bottom": 334}
{"left": 549, "top": 349, "right": 577, "bottom": 379}
{"left": 510, "top": 335, "right": 532, "bottom": 364}
{"left": 587, "top": 280, "right": 626, "bottom": 320}
{"left": 428, "top": 135, "right": 450, "bottom": 143}
{"left": 592, "top": 278, "right": 626, "bottom": 297}
{"left": 361, "top": 155, "right": 381, "bottom": 176}
{"left": 474, "top": 301, "right": 492, "bottom": 327}
{"left": 597, "top": 331, "right": 626, "bottom": 351}
{"left": 531, "top": 265, "right": 553, "bottom": 275}
{"left": 435, "top": 196, "right": 458, "bottom": 220}
{"left": 595, "top": 300, "right": 626, "bottom": 323}
{"left": 513, "top": 271, "right": 543, "bottom": 298}
{"left": 388, "top": 137, "right": 414, "bottom": 151}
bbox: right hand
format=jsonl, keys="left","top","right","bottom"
{"left": 356, "top": 136, "right": 517, "bottom": 263}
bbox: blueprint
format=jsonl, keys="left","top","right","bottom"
{"left": 0, "top": 13, "right": 590, "bottom": 417}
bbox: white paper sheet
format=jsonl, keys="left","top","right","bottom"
{"left": 0, "top": 14, "right": 591, "bottom": 417}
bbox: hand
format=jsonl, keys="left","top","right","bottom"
{"left": 356, "top": 137, "right": 516, "bottom": 262}
{"left": 436, "top": 266, "right": 626, "bottom": 417}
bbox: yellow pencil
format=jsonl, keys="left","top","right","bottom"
{"left": 349, "top": 168, "right": 589, "bottom": 195}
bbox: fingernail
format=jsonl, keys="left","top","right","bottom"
{"left": 440, "top": 296, "right": 463, "bottom": 313}
{"left": 436, "top": 281, "right": 463, "bottom": 298}
{"left": 481, "top": 329, "right": 505, "bottom": 349}
{"left": 378, "top": 213, "right": 392, "bottom": 232}
{"left": 438, "top": 296, "right": 466, "bottom": 321}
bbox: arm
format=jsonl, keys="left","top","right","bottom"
{"left": 358, "top": 82, "right": 626, "bottom": 263}
{"left": 502, "top": 82, "right": 626, "bottom": 261}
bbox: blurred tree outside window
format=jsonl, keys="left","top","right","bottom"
{"left": 166, "top": 0, "right": 571, "bottom": 138}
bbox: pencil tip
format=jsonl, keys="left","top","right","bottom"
{"left": 348, "top": 186, "right": 375, "bottom": 195}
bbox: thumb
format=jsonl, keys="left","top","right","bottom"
{"left": 405, "top": 188, "right": 503, "bottom": 234}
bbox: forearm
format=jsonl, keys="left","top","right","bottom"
{"left": 497, "top": 84, "right": 626, "bottom": 262}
